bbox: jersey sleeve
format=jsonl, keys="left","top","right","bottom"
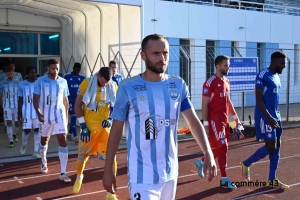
{"left": 19, "top": 73, "right": 23, "bottom": 81}
{"left": 63, "top": 80, "right": 70, "bottom": 97}
{"left": 77, "top": 79, "right": 89, "bottom": 96}
{"left": 17, "top": 83, "right": 23, "bottom": 97}
{"left": 202, "top": 79, "right": 213, "bottom": 97}
{"left": 33, "top": 79, "right": 41, "bottom": 95}
{"left": 110, "top": 82, "right": 129, "bottom": 121}
{"left": 255, "top": 72, "right": 266, "bottom": 89}
{"left": 180, "top": 79, "right": 192, "bottom": 112}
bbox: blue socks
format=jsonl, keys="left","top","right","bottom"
{"left": 243, "top": 146, "right": 269, "bottom": 167}
{"left": 269, "top": 145, "right": 280, "bottom": 180}
{"left": 69, "top": 114, "right": 77, "bottom": 137}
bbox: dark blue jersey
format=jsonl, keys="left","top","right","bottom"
{"left": 254, "top": 68, "right": 281, "bottom": 121}
{"left": 64, "top": 72, "right": 85, "bottom": 102}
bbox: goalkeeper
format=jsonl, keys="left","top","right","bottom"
{"left": 194, "top": 55, "right": 244, "bottom": 190}
{"left": 73, "top": 67, "right": 118, "bottom": 200}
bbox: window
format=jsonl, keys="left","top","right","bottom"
{"left": 40, "top": 33, "right": 60, "bottom": 55}
{"left": 0, "top": 32, "right": 38, "bottom": 54}
{"left": 206, "top": 41, "right": 215, "bottom": 79}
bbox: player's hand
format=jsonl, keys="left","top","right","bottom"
{"left": 80, "top": 122, "right": 91, "bottom": 142}
{"left": 233, "top": 127, "right": 244, "bottom": 139}
{"left": 203, "top": 152, "right": 217, "bottom": 182}
{"left": 37, "top": 113, "right": 45, "bottom": 122}
{"left": 102, "top": 170, "right": 117, "bottom": 194}
{"left": 102, "top": 118, "right": 112, "bottom": 128}
{"left": 267, "top": 116, "right": 280, "bottom": 128}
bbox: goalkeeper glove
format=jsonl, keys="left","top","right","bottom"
{"left": 102, "top": 118, "right": 112, "bottom": 128}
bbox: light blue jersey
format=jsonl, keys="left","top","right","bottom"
{"left": 34, "top": 76, "right": 69, "bottom": 124}
{"left": 254, "top": 68, "right": 281, "bottom": 121}
{"left": 0, "top": 79, "right": 20, "bottom": 108}
{"left": 111, "top": 74, "right": 192, "bottom": 184}
{"left": 18, "top": 80, "right": 38, "bottom": 119}
{"left": 0, "top": 72, "right": 23, "bottom": 82}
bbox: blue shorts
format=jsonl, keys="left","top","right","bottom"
{"left": 69, "top": 100, "right": 75, "bottom": 114}
{"left": 255, "top": 117, "right": 282, "bottom": 141}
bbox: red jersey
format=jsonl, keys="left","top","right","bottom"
{"left": 203, "top": 74, "right": 230, "bottom": 123}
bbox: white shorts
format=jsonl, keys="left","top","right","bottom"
{"left": 39, "top": 122, "right": 68, "bottom": 137}
{"left": 22, "top": 118, "right": 39, "bottom": 129}
{"left": 128, "top": 179, "right": 177, "bottom": 200}
{"left": 4, "top": 108, "right": 17, "bottom": 121}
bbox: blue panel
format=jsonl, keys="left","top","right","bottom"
{"left": 215, "top": 40, "right": 231, "bottom": 57}
{"left": 245, "top": 42, "right": 257, "bottom": 106}
{"left": 167, "top": 38, "right": 180, "bottom": 76}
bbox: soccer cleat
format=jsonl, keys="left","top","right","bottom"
{"left": 13, "top": 135, "right": 18, "bottom": 142}
{"left": 9, "top": 141, "right": 14, "bottom": 148}
{"left": 20, "top": 144, "right": 27, "bottom": 154}
{"left": 240, "top": 161, "right": 250, "bottom": 181}
{"left": 33, "top": 151, "right": 41, "bottom": 158}
{"left": 67, "top": 134, "right": 74, "bottom": 141}
{"left": 267, "top": 178, "right": 289, "bottom": 190}
{"left": 220, "top": 177, "right": 237, "bottom": 190}
{"left": 194, "top": 159, "right": 204, "bottom": 178}
{"left": 106, "top": 194, "right": 118, "bottom": 200}
{"left": 73, "top": 178, "right": 83, "bottom": 193}
{"left": 60, "top": 173, "right": 71, "bottom": 183}
{"left": 41, "top": 163, "right": 48, "bottom": 173}
{"left": 74, "top": 136, "right": 79, "bottom": 143}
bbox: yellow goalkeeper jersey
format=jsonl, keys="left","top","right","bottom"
{"left": 77, "top": 78, "right": 117, "bottom": 132}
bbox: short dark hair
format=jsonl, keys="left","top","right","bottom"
{"left": 25, "top": 66, "right": 37, "bottom": 75}
{"left": 48, "top": 59, "right": 59, "bottom": 66}
{"left": 141, "top": 34, "right": 167, "bottom": 52}
{"left": 109, "top": 60, "right": 117, "bottom": 66}
{"left": 4, "top": 65, "right": 14, "bottom": 73}
{"left": 7, "top": 61, "right": 15, "bottom": 66}
{"left": 214, "top": 55, "right": 230, "bottom": 66}
{"left": 98, "top": 67, "right": 112, "bottom": 81}
{"left": 73, "top": 62, "right": 81, "bottom": 68}
{"left": 271, "top": 51, "right": 287, "bottom": 62}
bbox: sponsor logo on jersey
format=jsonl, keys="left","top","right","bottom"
{"left": 77, "top": 88, "right": 81, "bottom": 93}
{"left": 132, "top": 84, "right": 147, "bottom": 91}
{"left": 167, "top": 82, "right": 177, "bottom": 88}
{"left": 218, "top": 84, "right": 221, "bottom": 87}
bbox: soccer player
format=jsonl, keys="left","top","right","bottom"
{"left": 33, "top": 58, "right": 71, "bottom": 183}
{"left": 64, "top": 62, "right": 85, "bottom": 143}
{"left": 102, "top": 34, "right": 217, "bottom": 199}
{"left": 194, "top": 55, "right": 243, "bottom": 190}
{"left": 0, "top": 65, "right": 21, "bottom": 147}
{"left": 18, "top": 66, "right": 41, "bottom": 158}
{"left": 73, "top": 67, "right": 118, "bottom": 200}
{"left": 0, "top": 62, "right": 23, "bottom": 82}
{"left": 240, "top": 51, "right": 289, "bottom": 189}
{"left": 0, "top": 62, "right": 23, "bottom": 133}
{"left": 109, "top": 60, "right": 123, "bottom": 86}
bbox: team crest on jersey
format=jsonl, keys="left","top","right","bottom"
{"left": 77, "top": 88, "right": 81, "bottom": 93}
{"left": 169, "top": 90, "right": 179, "bottom": 100}
{"left": 132, "top": 84, "right": 147, "bottom": 91}
{"left": 204, "top": 88, "right": 208, "bottom": 94}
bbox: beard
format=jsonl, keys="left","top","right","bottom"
{"left": 145, "top": 56, "right": 167, "bottom": 74}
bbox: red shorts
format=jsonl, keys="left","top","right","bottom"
{"left": 208, "top": 119, "right": 230, "bottom": 148}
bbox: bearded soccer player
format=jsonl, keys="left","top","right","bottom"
{"left": 194, "top": 55, "right": 243, "bottom": 190}
{"left": 73, "top": 67, "right": 118, "bottom": 200}
{"left": 240, "top": 51, "right": 289, "bottom": 190}
{"left": 33, "top": 59, "right": 71, "bottom": 182}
